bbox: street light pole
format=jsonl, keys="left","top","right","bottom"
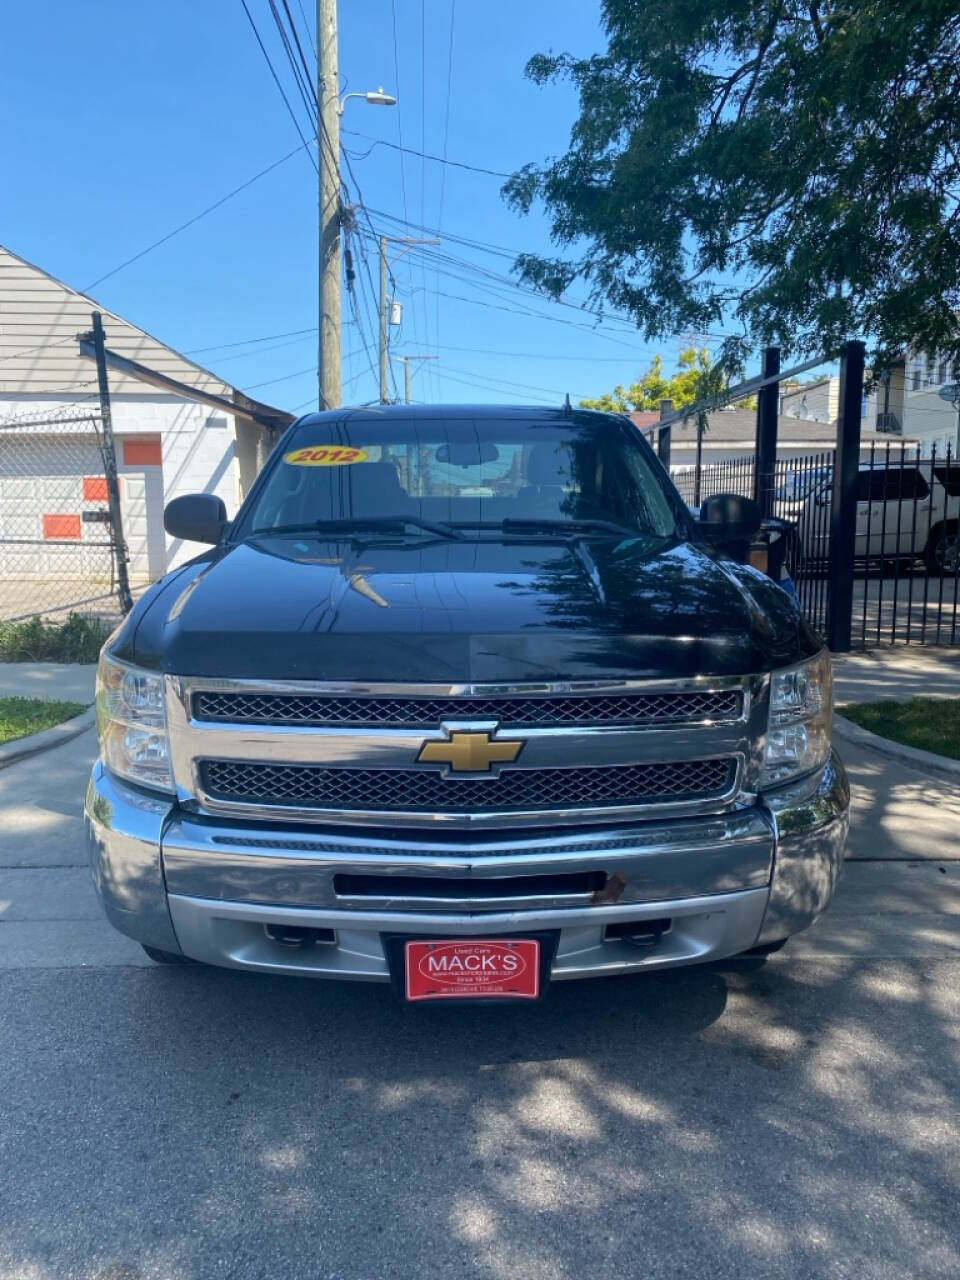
{"left": 379, "top": 236, "right": 389, "bottom": 404}
{"left": 317, "top": 0, "right": 341, "bottom": 412}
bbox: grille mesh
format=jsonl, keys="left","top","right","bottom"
{"left": 193, "top": 688, "right": 741, "bottom": 728}
{"left": 200, "top": 758, "right": 735, "bottom": 814}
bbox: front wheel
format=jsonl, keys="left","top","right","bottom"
{"left": 141, "top": 944, "right": 193, "bottom": 965}
{"left": 924, "top": 521, "right": 959, "bottom": 575}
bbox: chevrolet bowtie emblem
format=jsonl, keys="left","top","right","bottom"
{"left": 417, "top": 729, "right": 525, "bottom": 773}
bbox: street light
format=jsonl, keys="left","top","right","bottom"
{"left": 339, "top": 86, "right": 398, "bottom": 114}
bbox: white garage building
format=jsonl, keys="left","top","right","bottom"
{"left": 0, "top": 246, "right": 289, "bottom": 606}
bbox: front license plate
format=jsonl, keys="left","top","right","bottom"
{"left": 404, "top": 938, "right": 541, "bottom": 1001}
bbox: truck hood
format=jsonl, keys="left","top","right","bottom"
{"left": 119, "top": 533, "right": 818, "bottom": 681}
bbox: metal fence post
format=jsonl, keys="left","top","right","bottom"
{"left": 90, "top": 312, "right": 133, "bottom": 615}
{"left": 826, "top": 340, "right": 866, "bottom": 651}
{"left": 658, "top": 398, "right": 672, "bottom": 470}
{"left": 754, "top": 346, "right": 780, "bottom": 516}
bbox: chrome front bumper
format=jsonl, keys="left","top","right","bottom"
{"left": 84, "top": 752, "right": 849, "bottom": 981}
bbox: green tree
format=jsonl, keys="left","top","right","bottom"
{"left": 581, "top": 346, "right": 755, "bottom": 412}
{"left": 505, "top": 1, "right": 960, "bottom": 370}
{"left": 581, "top": 347, "right": 714, "bottom": 410}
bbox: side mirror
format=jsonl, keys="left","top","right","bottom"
{"left": 163, "top": 493, "right": 227, "bottom": 545}
{"left": 696, "top": 493, "right": 762, "bottom": 564}
{"left": 698, "top": 493, "right": 762, "bottom": 540}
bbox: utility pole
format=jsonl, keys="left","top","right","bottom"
{"left": 89, "top": 312, "right": 133, "bottom": 615}
{"left": 379, "top": 237, "right": 389, "bottom": 403}
{"left": 317, "top": 0, "right": 341, "bottom": 411}
{"left": 394, "top": 355, "right": 439, "bottom": 403}
{"left": 379, "top": 235, "right": 440, "bottom": 403}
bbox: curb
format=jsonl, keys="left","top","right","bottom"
{"left": 834, "top": 712, "right": 960, "bottom": 782}
{"left": 0, "top": 707, "right": 96, "bottom": 770}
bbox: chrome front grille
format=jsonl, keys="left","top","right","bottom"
{"left": 192, "top": 688, "right": 742, "bottom": 728}
{"left": 200, "top": 758, "right": 736, "bottom": 814}
{"left": 168, "top": 675, "right": 762, "bottom": 829}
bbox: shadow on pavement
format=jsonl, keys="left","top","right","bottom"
{"left": 1, "top": 953, "right": 957, "bottom": 1279}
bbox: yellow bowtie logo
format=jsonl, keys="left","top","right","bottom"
{"left": 417, "top": 729, "right": 525, "bottom": 773}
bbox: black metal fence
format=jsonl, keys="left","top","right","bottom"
{"left": 657, "top": 435, "right": 960, "bottom": 648}
{"left": 807, "top": 443, "right": 960, "bottom": 648}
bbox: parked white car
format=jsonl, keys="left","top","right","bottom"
{"left": 793, "top": 461, "right": 960, "bottom": 573}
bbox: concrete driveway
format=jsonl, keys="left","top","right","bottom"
{"left": 1, "top": 727, "right": 958, "bottom": 1280}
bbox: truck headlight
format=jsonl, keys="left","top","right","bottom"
{"left": 96, "top": 653, "right": 174, "bottom": 793}
{"left": 761, "top": 648, "right": 832, "bottom": 787}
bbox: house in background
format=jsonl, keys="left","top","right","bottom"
{"left": 779, "top": 355, "right": 959, "bottom": 455}
{"left": 0, "top": 245, "right": 288, "bottom": 584}
{"left": 630, "top": 407, "right": 917, "bottom": 470}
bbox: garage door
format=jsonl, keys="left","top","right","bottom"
{"left": 0, "top": 433, "right": 114, "bottom": 578}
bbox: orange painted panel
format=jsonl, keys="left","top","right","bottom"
{"left": 83, "top": 476, "right": 109, "bottom": 501}
{"left": 43, "top": 514, "right": 82, "bottom": 540}
{"left": 123, "top": 437, "right": 162, "bottom": 466}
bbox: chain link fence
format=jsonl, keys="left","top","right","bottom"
{"left": 0, "top": 403, "right": 128, "bottom": 626}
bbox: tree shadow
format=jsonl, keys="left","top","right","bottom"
{"left": 1, "top": 949, "right": 958, "bottom": 1279}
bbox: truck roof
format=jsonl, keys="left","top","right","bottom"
{"left": 292, "top": 403, "right": 625, "bottom": 427}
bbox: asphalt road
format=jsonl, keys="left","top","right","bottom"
{"left": 1, "top": 730, "right": 959, "bottom": 1280}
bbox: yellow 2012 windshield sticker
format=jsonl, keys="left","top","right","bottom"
{"left": 284, "top": 446, "right": 369, "bottom": 466}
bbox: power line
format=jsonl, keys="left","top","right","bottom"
{"left": 83, "top": 142, "right": 313, "bottom": 291}
{"left": 405, "top": 283, "right": 649, "bottom": 350}
{"left": 184, "top": 326, "right": 317, "bottom": 355}
{"left": 342, "top": 130, "right": 508, "bottom": 179}
{"left": 441, "top": 363, "right": 589, "bottom": 400}
{"left": 434, "top": 0, "right": 457, "bottom": 411}
{"left": 389, "top": 0, "right": 426, "bottom": 400}
{"left": 268, "top": 0, "right": 319, "bottom": 129}
{"left": 243, "top": 364, "right": 317, "bottom": 390}
{"left": 436, "top": 370, "right": 556, "bottom": 404}
{"left": 239, "top": 0, "right": 319, "bottom": 170}
{"left": 398, "top": 341, "right": 650, "bottom": 363}
{"left": 294, "top": 0, "right": 316, "bottom": 56}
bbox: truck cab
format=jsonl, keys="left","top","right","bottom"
{"left": 85, "top": 406, "right": 848, "bottom": 1002}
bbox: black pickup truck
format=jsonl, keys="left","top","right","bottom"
{"left": 86, "top": 405, "right": 847, "bottom": 1002}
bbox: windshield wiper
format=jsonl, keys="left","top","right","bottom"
{"left": 246, "top": 515, "right": 463, "bottom": 540}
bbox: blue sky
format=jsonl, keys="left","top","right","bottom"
{"left": 2, "top": 0, "right": 681, "bottom": 413}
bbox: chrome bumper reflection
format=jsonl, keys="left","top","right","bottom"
{"left": 85, "top": 750, "right": 850, "bottom": 977}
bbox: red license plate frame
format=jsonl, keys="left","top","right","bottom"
{"left": 404, "top": 938, "right": 541, "bottom": 1002}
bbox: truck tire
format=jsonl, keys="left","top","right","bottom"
{"left": 141, "top": 944, "right": 193, "bottom": 965}
{"left": 924, "top": 521, "right": 959, "bottom": 575}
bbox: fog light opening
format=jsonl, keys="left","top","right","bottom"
{"left": 264, "top": 924, "right": 336, "bottom": 949}
{"left": 604, "top": 918, "right": 672, "bottom": 949}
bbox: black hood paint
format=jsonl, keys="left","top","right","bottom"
{"left": 112, "top": 533, "right": 820, "bottom": 682}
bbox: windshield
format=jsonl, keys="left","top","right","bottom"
{"left": 235, "top": 414, "right": 684, "bottom": 541}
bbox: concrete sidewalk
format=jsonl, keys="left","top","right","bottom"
{"left": 0, "top": 662, "right": 96, "bottom": 703}
{"left": 833, "top": 646, "right": 960, "bottom": 705}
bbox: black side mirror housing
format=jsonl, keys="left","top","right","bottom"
{"left": 697, "top": 493, "right": 762, "bottom": 563}
{"left": 163, "top": 493, "right": 227, "bottom": 545}
{"left": 749, "top": 517, "right": 792, "bottom": 581}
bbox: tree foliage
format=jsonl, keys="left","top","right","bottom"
{"left": 505, "top": 1, "right": 960, "bottom": 370}
{"left": 581, "top": 346, "right": 716, "bottom": 410}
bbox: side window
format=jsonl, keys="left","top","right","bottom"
{"left": 858, "top": 468, "right": 929, "bottom": 501}
{"left": 857, "top": 471, "right": 883, "bottom": 502}
{"left": 934, "top": 466, "right": 960, "bottom": 498}
{"left": 895, "top": 469, "right": 929, "bottom": 499}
